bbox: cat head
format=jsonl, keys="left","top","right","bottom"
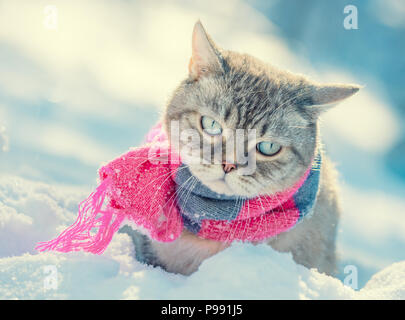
{"left": 164, "top": 21, "right": 360, "bottom": 197}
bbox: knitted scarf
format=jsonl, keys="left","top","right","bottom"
{"left": 36, "top": 123, "right": 321, "bottom": 254}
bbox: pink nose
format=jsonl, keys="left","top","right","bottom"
{"left": 222, "top": 161, "right": 236, "bottom": 173}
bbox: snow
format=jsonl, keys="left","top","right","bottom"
{"left": 0, "top": 176, "right": 80, "bottom": 258}
{"left": 1, "top": 176, "right": 404, "bottom": 300}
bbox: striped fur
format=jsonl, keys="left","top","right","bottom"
{"left": 127, "top": 22, "right": 360, "bottom": 276}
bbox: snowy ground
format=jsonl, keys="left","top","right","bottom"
{"left": 0, "top": 175, "right": 404, "bottom": 300}
{"left": 1, "top": 0, "right": 405, "bottom": 299}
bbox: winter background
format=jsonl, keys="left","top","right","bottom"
{"left": 1, "top": 0, "right": 405, "bottom": 299}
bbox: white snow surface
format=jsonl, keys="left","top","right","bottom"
{"left": 1, "top": 175, "right": 404, "bottom": 300}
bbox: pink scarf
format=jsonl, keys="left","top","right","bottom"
{"left": 36, "top": 123, "right": 320, "bottom": 254}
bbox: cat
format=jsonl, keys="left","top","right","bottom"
{"left": 120, "top": 21, "right": 360, "bottom": 276}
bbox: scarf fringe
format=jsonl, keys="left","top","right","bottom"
{"left": 35, "top": 178, "right": 124, "bottom": 255}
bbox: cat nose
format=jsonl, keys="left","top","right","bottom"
{"left": 222, "top": 161, "right": 236, "bottom": 173}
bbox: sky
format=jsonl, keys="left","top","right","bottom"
{"left": 0, "top": 0, "right": 404, "bottom": 290}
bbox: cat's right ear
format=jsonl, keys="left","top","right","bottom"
{"left": 189, "top": 21, "right": 223, "bottom": 80}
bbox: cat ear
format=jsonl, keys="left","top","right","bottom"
{"left": 312, "top": 83, "right": 361, "bottom": 105}
{"left": 306, "top": 83, "right": 362, "bottom": 115}
{"left": 189, "top": 21, "right": 223, "bottom": 80}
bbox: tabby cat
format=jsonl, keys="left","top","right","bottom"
{"left": 121, "top": 21, "right": 360, "bottom": 276}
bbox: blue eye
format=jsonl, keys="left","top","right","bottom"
{"left": 256, "top": 141, "right": 282, "bottom": 156}
{"left": 201, "top": 116, "right": 222, "bottom": 136}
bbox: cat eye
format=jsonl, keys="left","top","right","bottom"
{"left": 201, "top": 116, "right": 222, "bottom": 136}
{"left": 256, "top": 141, "right": 282, "bottom": 156}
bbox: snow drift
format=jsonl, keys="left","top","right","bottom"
{"left": 0, "top": 175, "right": 404, "bottom": 299}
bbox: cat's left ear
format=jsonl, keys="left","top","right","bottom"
{"left": 306, "top": 83, "right": 362, "bottom": 115}
{"left": 189, "top": 21, "right": 223, "bottom": 80}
